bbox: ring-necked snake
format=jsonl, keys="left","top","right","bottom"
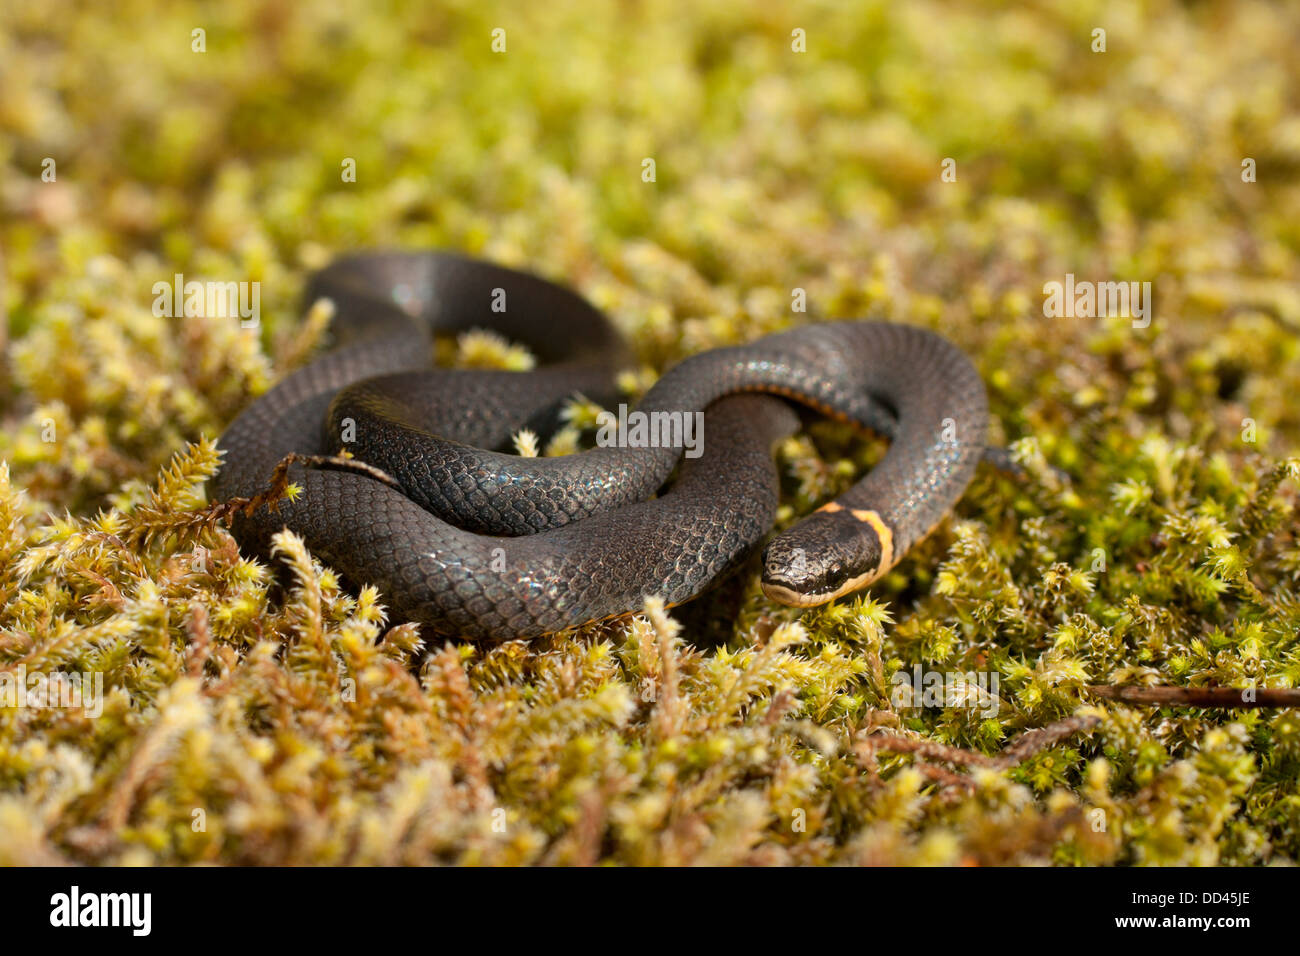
{"left": 212, "top": 251, "right": 990, "bottom": 642}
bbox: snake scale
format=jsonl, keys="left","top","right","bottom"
{"left": 212, "top": 251, "right": 989, "bottom": 642}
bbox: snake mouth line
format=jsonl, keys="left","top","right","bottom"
{"left": 760, "top": 564, "right": 884, "bottom": 607}
{"left": 759, "top": 564, "right": 889, "bottom": 608}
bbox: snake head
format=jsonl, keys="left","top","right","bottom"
{"left": 759, "top": 506, "right": 888, "bottom": 607}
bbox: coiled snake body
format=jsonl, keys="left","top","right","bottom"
{"left": 213, "top": 252, "right": 989, "bottom": 642}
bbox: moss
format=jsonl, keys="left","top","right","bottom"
{"left": 2, "top": 0, "right": 1299, "bottom": 864}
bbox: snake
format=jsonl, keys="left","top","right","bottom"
{"left": 211, "top": 251, "right": 990, "bottom": 643}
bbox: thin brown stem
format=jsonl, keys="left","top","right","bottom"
{"left": 1085, "top": 685, "right": 1300, "bottom": 708}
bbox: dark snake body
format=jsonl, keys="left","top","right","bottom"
{"left": 212, "top": 252, "right": 989, "bottom": 642}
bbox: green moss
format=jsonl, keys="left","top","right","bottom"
{"left": 2, "top": 0, "right": 1299, "bottom": 865}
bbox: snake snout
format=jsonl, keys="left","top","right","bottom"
{"left": 759, "top": 510, "right": 882, "bottom": 608}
